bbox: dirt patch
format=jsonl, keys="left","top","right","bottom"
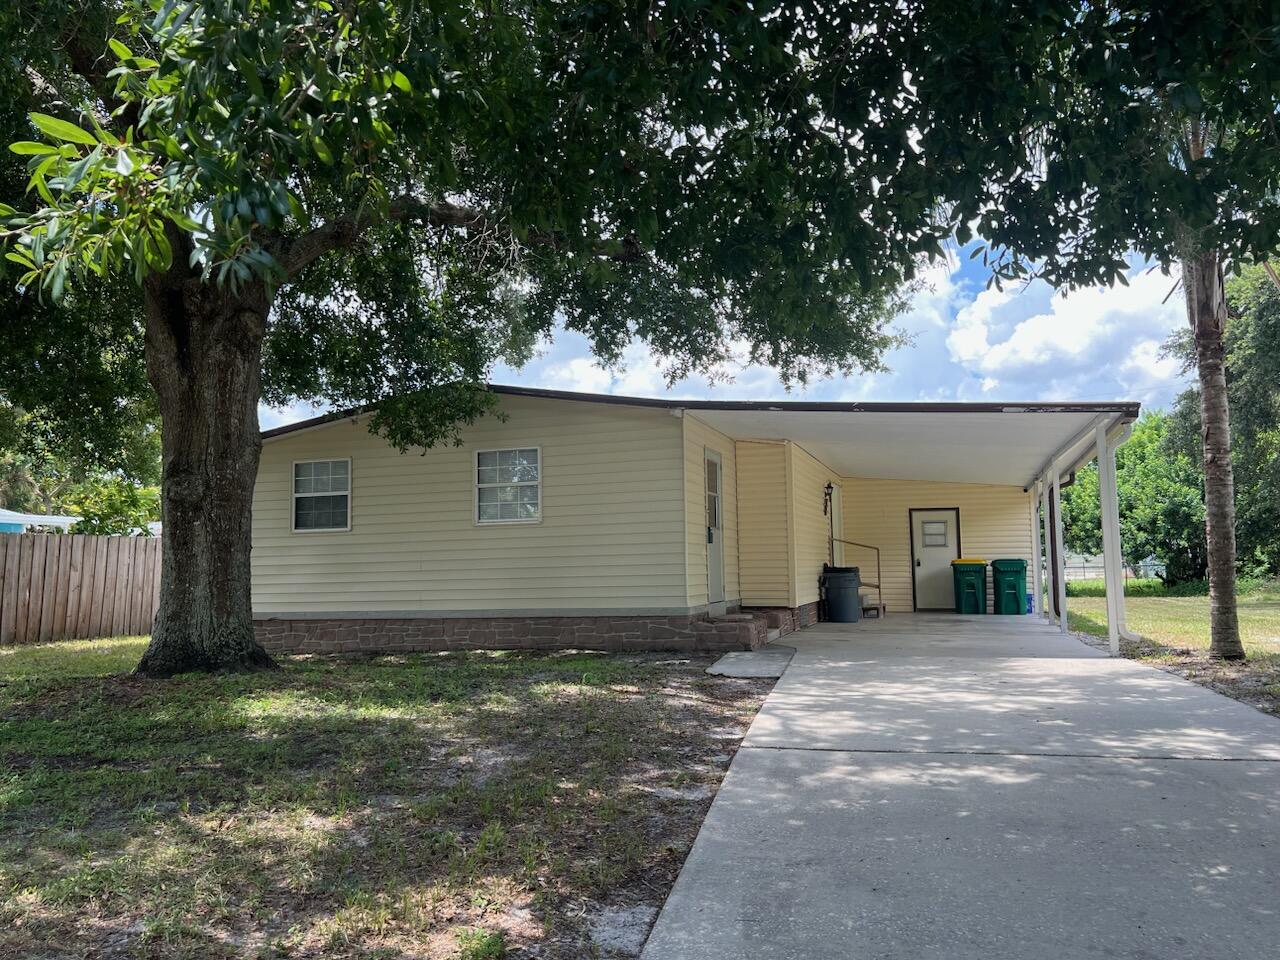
{"left": 1076, "top": 630, "right": 1280, "bottom": 716}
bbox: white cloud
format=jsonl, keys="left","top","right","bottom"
{"left": 260, "top": 400, "right": 327, "bottom": 429}
{"left": 544, "top": 356, "right": 613, "bottom": 394}
{"left": 1124, "top": 338, "right": 1181, "bottom": 381}
{"left": 942, "top": 262, "right": 1187, "bottom": 402}
{"left": 946, "top": 285, "right": 1011, "bottom": 363}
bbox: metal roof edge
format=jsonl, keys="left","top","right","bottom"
{"left": 261, "top": 384, "right": 1141, "bottom": 441}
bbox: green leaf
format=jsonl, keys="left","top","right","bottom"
{"left": 392, "top": 70, "right": 412, "bottom": 93}
{"left": 48, "top": 259, "right": 67, "bottom": 302}
{"left": 116, "top": 150, "right": 136, "bottom": 176}
{"left": 5, "top": 250, "right": 35, "bottom": 269}
{"left": 9, "top": 142, "right": 58, "bottom": 156}
{"left": 238, "top": 56, "right": 266, "bottom": 98}
{"left": 29, "top": 113, "right": 98, "bottom": 146}
{"left": 108, "top": 38, "right": 133, "bottom": 61}
{"left": 286, "top": 191, "right": 310, "bottom": 227}
{"left": 310, "top": 135, "right": 334, "bottom": 165}
{"left": 167, "top": 210, "right": 203, "bottom": 233}
{"left": 149, "top": 223, "right": 174, "bottom": 271}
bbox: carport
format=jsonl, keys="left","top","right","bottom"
{"left": 678, "top": 399, "right": 1140, "bottom": 649}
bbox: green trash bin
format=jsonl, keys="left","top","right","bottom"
{"left": 991, "top": 558, "right": 1028, "bottom": 615}
{"left": 951, "top": 559, "right": 988, "bottom": 614}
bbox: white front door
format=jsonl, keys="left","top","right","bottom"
{"left": 705, "top": 451, "right": 725, "bottom": 605}
{"left": 911, "top": 508, "right": 960, "bottom": 610}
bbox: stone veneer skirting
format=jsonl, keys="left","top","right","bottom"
{"left": 748, "top": 601, "right": 821, "bottom": 635}
{"left": 254, "top": 604, "right": 822, "bottom": 656}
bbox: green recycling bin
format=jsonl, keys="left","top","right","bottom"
{"left": 991, "top": 558, "right": 1028, "bottom": 615}
{"left": 951, "top": 559, "right": 988, "bottom": 614}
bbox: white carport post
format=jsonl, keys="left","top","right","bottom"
{"left": 1029, "top": 483, "right": 1045, "bottom": 618}
{"left": 1049, "top": 462, "right": 1069, "bottom": 633}
{"left": 1095, "top": 420, "right": 1136, "bottom": 653}
{"left": 1038, "top": 477, "right": 1053, "bottom": 622}
{"left": 1095, "top": 424, "right": 1122, "bottom": 654}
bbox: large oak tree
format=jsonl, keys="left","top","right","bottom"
{"left": 3, "top": 0, "right": 918, "bottom": 674}
{"left": 5, "top": 1, "right": 1279, "bottom": 671}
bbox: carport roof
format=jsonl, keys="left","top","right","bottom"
{"left": 263, "top": 384, "right": 1140, "bottom": 489}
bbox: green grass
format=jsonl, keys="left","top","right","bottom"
{"left": 1066, "top": 576, "right": 1276, "bottom": 598}
{"left": 0, "top": 634, "right": 150, "bottom": 678}
{"left": 1068, "top": 582, "right": 1280, "bottom": 714}
{"left": 458, "top": 928, "right": 507, "bottom": 959}
{"left": 0, "top": 639, "right": 771, "bottom": 958}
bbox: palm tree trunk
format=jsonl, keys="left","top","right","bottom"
{"left": 1183, "top": 250, "right": 1244, "bottom": 660}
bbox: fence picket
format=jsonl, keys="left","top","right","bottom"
{"left": 15, "top": 536, "right": 35, "bottom": 644}
{"left": 0, "top": 536, "right": 10, "bottom": 644}
{"left": 25, "top": 536, "right": 47, "bottom": 644}
{"left": 51, "top": 537, "right": 72, "bottom": 640}
{"left": 105, "top": 538, "right": 123, "bottom": 637}
{"left": 66, "top": 536, "right": 85, "bottom": 640}
{"left": 89, "top": 537, "right": 109, "bottom": 639}
{"left": 141, "top": 539, "right": 157, "bottom": 630}
{"left": 78, "top": 535, "right": 97, "bottom": 637}
{"left": 135, "top": 538, "right": 150, "bottom": 633}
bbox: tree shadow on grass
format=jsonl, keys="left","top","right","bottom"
{"left": 1, "top": 651, "right": 769, "bottom": 958}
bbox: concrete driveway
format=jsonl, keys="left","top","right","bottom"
{"left": 642, "top": 615, "right": 1280, "bottom": 960}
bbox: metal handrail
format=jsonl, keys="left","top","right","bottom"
{"left": 830, "top": 536, "right": 884, "bottom": 612}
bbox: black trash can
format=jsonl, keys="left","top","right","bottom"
{"left": 821, "top": 564, "right": 862, "bottom": 622}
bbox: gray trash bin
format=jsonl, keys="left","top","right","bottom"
{"left": 821, "top": 564, "right": 862, "bottom": 622}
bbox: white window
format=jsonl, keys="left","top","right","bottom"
{"left": 293, "top": 459, "right": 350, "bottom": 531}
{"left": 476, "top": 448, "right": 540, "bottom": 523}
{"left": 921, "top": 520, "right": 948, "bottom": 547}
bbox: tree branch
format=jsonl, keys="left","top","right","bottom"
{"left": 1262, "top": 260, "right": 1280, "bottom": 295}
{"left": 278, "top": 197, "right": 642, "bottom": 280}
{"left": 59, "top": 23, "right": 140, "bottom": 131}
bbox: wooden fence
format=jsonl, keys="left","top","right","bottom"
{"left": 0, "top": 533, "right": 161, "bottom": 645}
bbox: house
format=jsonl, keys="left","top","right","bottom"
{"left": 252, "top": 386, "right": 1139, "bottom": 655}
{"left": 0, "top": 508, "right": 79, "bottom": 534}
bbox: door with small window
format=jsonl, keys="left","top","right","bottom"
{"left": 705, "top": 451, "right": 725, "bottom": 604}
{"left": 910, "top": 508, "right": 960, "bottom": 610}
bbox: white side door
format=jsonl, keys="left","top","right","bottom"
{"left": 705, "top": 451, "right": 725, "bottom": 604}
{"left": 911, "top": 508, "right": 960, "bottom": 610}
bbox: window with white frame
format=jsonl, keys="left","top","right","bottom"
{"left": 476, "top": 448, "right": 540, "bottom": 523}
{"left": 293, "top": 459, "right": 350, "bottom": 531}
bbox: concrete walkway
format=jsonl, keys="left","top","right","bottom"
{"left": 643, "top": 615, "right": 1280, "bottom": 960}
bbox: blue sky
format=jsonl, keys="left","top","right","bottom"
{"left": 261, "top": 250, "right": 1190, "bottom": 430}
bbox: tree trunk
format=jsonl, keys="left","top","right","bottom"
{"left": 1183, "top": 250, "right": 1244, "bottom": 661}
{"left": 135, "top": 277, "right": 275, "bottom": 677}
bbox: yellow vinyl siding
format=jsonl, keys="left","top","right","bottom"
{"left": 682, "top": 415, "right": 740, "bottom": 607}
{"left": 788, "top": 444, "right": 841, "bottom": 606}
{"left": 252, "top": 395, "right": 688, "bottom": 614}
{"left": 734, "top": 441, "right": 792, "bottom": 606}
{"left": 841, "top": 477, "right": 1034, "bottom": 613}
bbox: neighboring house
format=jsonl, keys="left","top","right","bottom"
{"left": 252, "top": 386, "right": 1139, "bottom": 654}
{"left": 0, "top": 508, "right": 79, "bottom": 534}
